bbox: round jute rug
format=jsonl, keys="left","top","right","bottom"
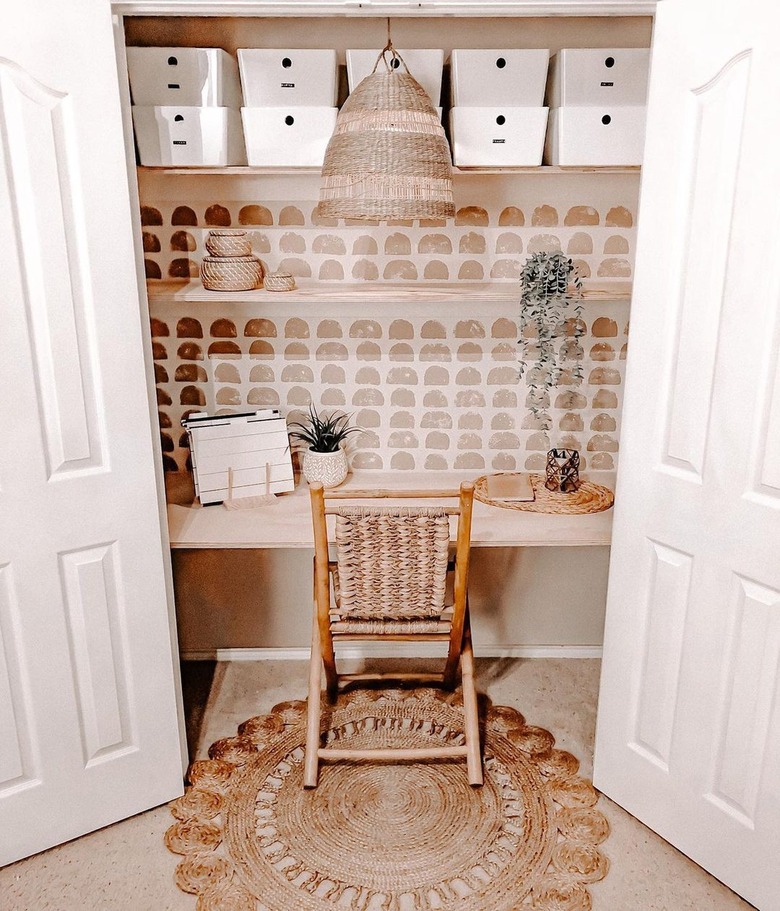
{"left": 165, "top": 688, "right": 610, "bottom": 911}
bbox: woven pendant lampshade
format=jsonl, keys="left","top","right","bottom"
{"left": 319, "top": 46, "right": 454, "bottom": 221}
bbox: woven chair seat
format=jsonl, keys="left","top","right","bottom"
{"left": 329, "top": 617, "right": 453, "bottom": 635}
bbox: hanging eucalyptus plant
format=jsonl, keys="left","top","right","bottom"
{"left": 518, "top": 252, "right": 585, "bottom": 431}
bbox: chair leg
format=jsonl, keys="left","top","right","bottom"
{"left": 304, "top": 612, "right": 323, "bottom": 788}
{"left": 322, "top": 629, "right": 338, "bottom": 698}
{"left": 443, "top": 626, "right": 462, "bottom": 691}
{"left": 313, "top": 559, "right": 338, "bottom": 697}
{"left": 461, "top": 623, "right": 483, "bottom": 787}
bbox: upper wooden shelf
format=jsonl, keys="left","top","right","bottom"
{"left": 147, "top": 279, "right": 632, "bottom": 304}
{"left": 118, "top": 2, "right": 655, "bottom": 16}
{"left": 166, "top": 470, "right": 615, "bottom": 550}
{"left": 138, "top": 165, "right": 641, "bottom": 177}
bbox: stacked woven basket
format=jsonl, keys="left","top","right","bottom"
{"left": 201, "top": 230, "right": 264, "bottom": 291}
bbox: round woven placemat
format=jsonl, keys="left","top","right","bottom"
{"left": 474, "top": 473, "right": 614, "bottom": 515}
{"left": 166, "top": 688, "right": 610, "bottom": 911}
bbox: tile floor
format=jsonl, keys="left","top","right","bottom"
{"left": 0, "top": 659, "right": 756, "bottom": 910}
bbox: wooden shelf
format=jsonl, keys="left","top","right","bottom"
{"left": 147, "top": 279, "right": 632, "bottom": 304}
{"left": 138, "top": 165, "right": 641, "bottom": 177}
{"left": 454, "top": 166, "right": 641, "bottom": 175}
{"left": 166, "top": 471, "right": 614, "bottom": 550}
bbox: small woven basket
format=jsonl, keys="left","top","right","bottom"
{"left": 319, "top": 47, "right": 454, "bottom": 221}
{"left": 201, "top": 255, "right": 264, "bottom": 292}
{"left": 263, "top": 271, "right": 296, "bottom": 292}
{"left": 205, "top": 230, "right": 252, "bottom": 257}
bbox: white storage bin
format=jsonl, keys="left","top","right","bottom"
{"left": 241, "top": 107, "right": 337, "bottom": 166}
{"left": 126, "top": 47, "right": 243, "bottom": 108}
{"left": 132, "top": 106, "right": 246, "bottom": 166}
{"left": 544, "top": 106, "right": 646, "bottom": 166}
{"left": 237, "top": 49, "right": 338, "bottom": 107}
{"left": 450, "top": 107, "right": 548, "bottom": 167}
{"left": 450, "top": 49, "right": 550, "bottom": 107}
{"left": 347, "top": 49, "right": 444, "bottom": 105}
{"left": 546, "top": 48, "right": 651, "bottom": 106}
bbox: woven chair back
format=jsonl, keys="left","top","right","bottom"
{"left": 333, "top": 507, "right": 450, "bottom": 619}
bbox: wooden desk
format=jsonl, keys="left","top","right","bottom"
{"left": 166, "top": 470, "right": 614, "bottom": 550}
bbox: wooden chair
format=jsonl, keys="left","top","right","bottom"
{"left": 304, "top": 481, "right": 482, "bottom": 788}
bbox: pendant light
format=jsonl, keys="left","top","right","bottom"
{"left": 319, "top": 26, "right": 454, "bottom": 221}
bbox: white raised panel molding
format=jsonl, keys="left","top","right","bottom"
{"left": 706, "top": 575, "right": 780, "bottom": 827}
{"left": 59, "top": 544, "right": 134, "bottom": 765}
{"left": 0, "top": 60, "right": 104, "bottom": 480}
{"left": 661, "top": 52, "right": 750, "bottom": 480}
{"left": 630, "top": 541, "right": 692, "bottom": 771}
{"left": 751, "top": 298, "right": 780, "bottom": 499}
{"left": 0, "top": 564, "right": 37, "bottom": 794}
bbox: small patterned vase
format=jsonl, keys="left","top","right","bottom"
{"left": 545, "top": 448, "right": 581, "bottom": 493}
{"left": 302, "top": 448, "right": 349, "bottom": 489}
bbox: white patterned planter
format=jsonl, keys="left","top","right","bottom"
{"left": 302, "top": 448, "right": 349, "bottom": 489}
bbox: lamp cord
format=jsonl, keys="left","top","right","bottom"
{"left": 373, "top": 16, "right": 408, "bottom": 75}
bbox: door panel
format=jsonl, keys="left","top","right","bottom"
{"left": 59, "top": 543, "right": 134, "bottom": 765}
{"left": 708, "top": 575, "right": 780, "bottom": 826}
{"left": 631, "top": 541, "right": 692, "bottom": 771}
{"left": 595, "top": 2, "right": 780, "bottom": 908}
{"left": 663, "top": 52, "right": 749, "bottom": 478}
{"left": 1, "top": 62, "right": 104, "bottom": 474}
{"left": 753, "top": 325, "right": 780, "bottom": 495}
{"left": 0, "top": 0, "right": 184, "bottom": 865}
{"left": 0, "top": 565, "right": 36, "bottom": 794}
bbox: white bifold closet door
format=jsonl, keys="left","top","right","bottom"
{"left": 595, "top": 0, "right": 780, "bottom": 908}
{"left": 0, "top": 0, "right": 184, "bottom": 865}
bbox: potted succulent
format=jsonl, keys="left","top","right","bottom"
{"left": 287, "top": 405, "right": 362, "bottom": 488}
{"left": 517, "top": 251, "right": 584, "bottom": 491}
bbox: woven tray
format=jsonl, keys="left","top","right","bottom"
{"left": 474, "top": 473, "right": 614, "bottom": 515}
